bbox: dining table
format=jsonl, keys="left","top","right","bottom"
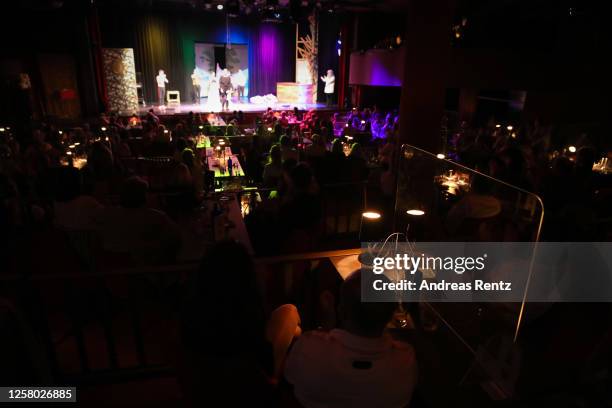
{"left": 206, "top": 147, "right": 245, "bottom": 178}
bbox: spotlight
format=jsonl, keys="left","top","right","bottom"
{"left": 568, "top": 145, "right": 577, "bottom": 153}
{"left": 506, "top": 125, "right": 513, "bottom": 131}
{"left": 217, "top": 4, "right": 224, "bottom": 10}
{"left": 164, "top": 129, "right": 169, "bottom": 134}
{"left": 436, "top": 153, "right": 445, "bottom": 159}
{"left": 495, "top": 124, "right": 501, "bottom": 128}
{"left": 101, "top": 126, "right": 107, "bottom": 131}
{"left": 362, "top": 211, "right": 381, "bottom": 220}
{"left": 274, "top": 12, "right": 281, "bottom": 18}
{"left": 406, "top": 209, "right": 425, "bottom": 216}
{"left": 66, "top": 151, "right": 72, "bottom": 155}
{"left": 0, "top": 128, "right": 5, "bottom": 132}
{"left": 58, "top": 130, "right": 63, "bottom": 135}
{"left": 267, "top": 127, "right": 273, "bottom": 132}
{"left": 199, "top": 125, "right": 203, "bottom": 129}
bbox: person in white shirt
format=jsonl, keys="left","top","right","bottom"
{"left": 156, "top": 69, "right": 169, "bottom": 106}
{"left": 284, "top": 269, "right": 418, "bottom": 408}
{"left": 320, "top": 69, "right": 335, "bottom": 106}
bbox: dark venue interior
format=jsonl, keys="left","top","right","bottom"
{"left": 1, "top": 0, "right": 611, "bottom": 406}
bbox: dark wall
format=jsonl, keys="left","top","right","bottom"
{"left": 317, "top": 12, "right": 340, "bottom": 103}
{"left": 0, "top": 3, "right": 99, "bottom": 121}
{"left": 354, "top": 12, "right": 406, "bottom": 51}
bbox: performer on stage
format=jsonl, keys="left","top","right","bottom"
{"left": 320, "top": 69, "right": 335, "bottom": 106}
{"left": 232, "top": 68, "right": 246, "bottom": 100}
{"left": 191, "top": 68, "right": 201, "bottom": 104}
{"left": 156, "top": 69, "right": 169, "bottom": 106}
{"left": 219, "top": 68, "right": 232, "bottom": 111}
{"left": 205, "top": 71, "right": 221, "bottom": 112}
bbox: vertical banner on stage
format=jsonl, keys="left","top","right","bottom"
{"left": 194, "top": 43, "right": 249, "bottom": 98}
{"left": 102, "top": 48, "right": 138, "bottom": 113}
{"left": 194, "top": 43, "right": 214, "bottom": 97}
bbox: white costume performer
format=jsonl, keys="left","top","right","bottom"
{"left": 205, "top": 72, "right": 221, "bottom": 112}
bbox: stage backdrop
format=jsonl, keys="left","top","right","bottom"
{"left": 194, "top": 43, "right": 249, "bottom": 97}
{"left": 102, "top": 48, "right": 139, "bottom": 113}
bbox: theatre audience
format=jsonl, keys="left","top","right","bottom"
{"left": 285, "top": 269, "right": 417, "bottom": 408}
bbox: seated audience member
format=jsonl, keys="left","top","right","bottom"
{"left": 82, "top": 141, "right": 117, "bottom": 198}
{"left": 305, "top": 134, "right": 327, "bottom": 159}
{"left": 445, "top": 176, "right": 502, "bottom": 240}
{"left": 292, "top": 106, "right": 302, "bottom": 121}
{"left": 323, "top": 138, "right": 347, "bottom": 183}
{"left": 175, "top": 151, "right": 194, "bottom": 189}
{"left": 115, "top": 129, "right": 132, "bottom": 158}
{"left": 347, "top": 143, "right": 368, "bottom": 182}
{"left": 179, "top": 241, "right": 301, "bottom": 405}
{"left": 285, "top": 270, "right": 417, "bottom": 408}
{"left": 53, "top": 167, "right": 102, "bottom": 231}
{"left": 279, "top": 163, "right": 321, "bottom": 237}
{"left": 279, "top": 135, "right": 298, "bottom": 162}
{"left": 92, "top": 176, "right": 180, "bottom": 264}
{"left": 151, "top": 124, "right": 173, "bottom": 155}
{"left": 263, "top": 144, "right": 283, "bottom": 188}
{"left": 264, "top": 107, "right": 274, "bottom": 123}
{"left": 24, "top": 127, "right": 53, "bottom": 178}
{"left": 146, "top": 109, "right": 160, "bottom": 126}
{"left": 279, "top": 111, "right": 289, "bottom": 127}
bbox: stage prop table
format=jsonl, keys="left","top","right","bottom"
{"left": 277, "top": 82, "right": 315, "bottom": 104}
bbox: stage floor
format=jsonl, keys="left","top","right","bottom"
{"left": 139, "top": 99, "right": 330, "bottom": 115}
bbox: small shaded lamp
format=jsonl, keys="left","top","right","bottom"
{"left": 359, "top": 210, "right": 383, "bottom": 242}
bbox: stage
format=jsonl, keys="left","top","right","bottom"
{"left": 138, "top": 99, "right": 330, "bottom": 116}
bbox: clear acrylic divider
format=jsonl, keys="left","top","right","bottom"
{"left": 390, "top": 144, "right": 545, "bottom": 396}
